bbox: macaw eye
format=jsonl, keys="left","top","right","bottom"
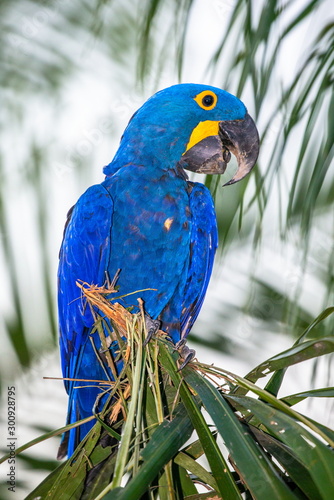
{"left": 202, "top": 95, "right": 214, "bottom": 107}
{"left": 194, "top": 90, "right": 218, "bottom": 111}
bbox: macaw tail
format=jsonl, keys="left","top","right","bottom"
{"left": 58, "top": 331, "right": 122, "bottom": 459}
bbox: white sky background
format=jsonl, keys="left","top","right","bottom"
{"left": 0, "top": 0, "right": 334, "bottom": 496}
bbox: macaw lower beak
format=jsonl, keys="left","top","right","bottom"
{"left": 179, "top": 113, "right": 259, "bottom": 186}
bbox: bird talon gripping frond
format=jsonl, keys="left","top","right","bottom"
{"left": 176, "top": 344, "right": 196, "bottom": 371}
{"left": 143, "top": 315, "right": 161, "bottom": 346}
{"left": 58, "top": 83, "right": 259, "bottom": 457}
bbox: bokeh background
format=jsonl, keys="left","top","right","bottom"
{"left": 0, "top": 0, "right": 333, "bottom": 497}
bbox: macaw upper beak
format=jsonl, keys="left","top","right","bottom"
{"left": 179, "top": 113, "right": 259, "bottom": 186}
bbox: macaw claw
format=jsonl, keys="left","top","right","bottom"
{"left": 143, "top": 315, "right": 161, "bottom": 346}
{"left": 175, "top": 339, "right": 196, "bottom": 371}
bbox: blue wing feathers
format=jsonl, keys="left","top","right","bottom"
{"left": 58, "top": 184, "right": 114, "bottom": 456}
{"left": 58, "top": 185, "right": 113, "bottom": 350}
{"left": 180, "top": 183, "right": 218, "bottom": 338}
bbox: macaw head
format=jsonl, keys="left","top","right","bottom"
{"left": 105, "top": 83, "right": 259, "bottom": 185}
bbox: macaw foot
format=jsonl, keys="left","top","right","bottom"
{"left": 175, "top": 339, "right": 196, "bottom": 371}
{"left": 143, "top": 315, "right": 161, "bottom": 346}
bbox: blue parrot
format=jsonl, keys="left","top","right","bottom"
{"left": 58, "top": 83, "right": 259, "bottom": 458}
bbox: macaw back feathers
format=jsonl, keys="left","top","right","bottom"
{"left": 58, "top": 83, "right": 259, "bottom": 457}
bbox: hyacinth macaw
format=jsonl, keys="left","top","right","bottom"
{"left": 58, "top": 83, "right": 259, "bottom": 458}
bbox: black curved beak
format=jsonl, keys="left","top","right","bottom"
{"left": 179, "top": 113, "right": 259, "bottom": 185}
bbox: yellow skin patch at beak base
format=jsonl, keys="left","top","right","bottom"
{"left": 184, "top": 120, "right": 220, "bottom": 153}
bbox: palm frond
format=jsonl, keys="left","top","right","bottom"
{"left": 3, "top": 287, "right": 333, "bottom": 499}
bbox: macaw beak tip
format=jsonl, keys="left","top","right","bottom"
{"left": 180, "top": 112, "right": 259, "bottom": 184}
{"left": 220, "top": 112, "right": 260, "bottom": 186}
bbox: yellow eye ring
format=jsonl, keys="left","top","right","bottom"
{"left": 194, "top": 90, "right": 218, "bottom": 111}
